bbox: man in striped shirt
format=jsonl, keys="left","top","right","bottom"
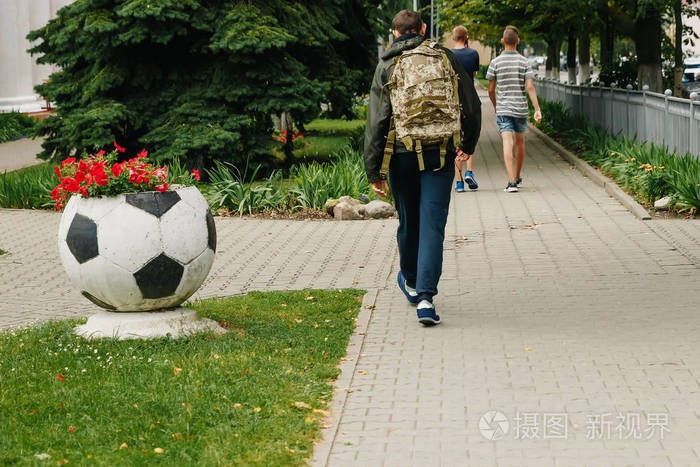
{"left": 486, "top": 26, "right": 542, "bottom": 193}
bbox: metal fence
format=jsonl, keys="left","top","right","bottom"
{"left": 534, "top": 79, "right": 700, "bottom": 158}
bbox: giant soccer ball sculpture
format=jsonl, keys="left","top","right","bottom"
{"left": 57, "top": 186, "right": 224, "bottom": 339}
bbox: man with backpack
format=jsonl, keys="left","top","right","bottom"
{"left": 364, "top": 9, "right": 481, "bottom": 326}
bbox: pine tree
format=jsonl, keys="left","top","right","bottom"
{"left": 28, "top": 0, "right": 375, "bottom": 168}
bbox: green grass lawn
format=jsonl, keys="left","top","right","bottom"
{"left": 0, "top": 112, "right": 37, "bottom": 144}
{"left": 305, "top": 119, "right": 364, "bottom": 136}
{"left": 0, "top": 249, "right": 6, "bottom": 255}
{"left": 293, "top": 136, "right": 350, "bottom": 161}
{"left": 0, "top": 289, "right": 365, "bottom": 465}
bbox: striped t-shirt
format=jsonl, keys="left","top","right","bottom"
{"left": 485, "top": 50, "right": 534, "bottom": 118}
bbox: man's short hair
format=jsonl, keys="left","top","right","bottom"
{"left": 503, "top": 25, "right": 519, "bottom": 46}
{"left": 393, "top": 10, "right": 423, "bottom": 35}
{"left": 452, "top": 26, "right": 468, "bottom": 43}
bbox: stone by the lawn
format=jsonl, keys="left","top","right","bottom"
{"left": 325, "top": 198, "right": 339, "bottom": 216}
{"left": 654, "top": 196, "right": 671, "bottom": 211}
{"left": 338, "top": 196, "right": 362, "bottom": 206}
{"left": 360, "top": 200, "right": 395, "bottom": 219}
{"left": 333, "top": 201, "right": 364, "bottom": 220}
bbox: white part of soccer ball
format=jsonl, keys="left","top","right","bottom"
{"left": 160, "top": 200, "right": 207, "bottom": 264}
{"left": 177, "top": 186, "right": 210, "bottom": 212}
{"left": 57, "top": 195, "right": 80, "bottom": 241}
{"left": 98, "top": 203, "right": 162, "bottom": 273}
{"left": 77, "top": 194, "right": 125, "bottom": 222}
{"left": 79, "top": 256, "right": 143, "bottom": 310}
{"left": 175, "top": 248, "right": 215, "bottom": 300}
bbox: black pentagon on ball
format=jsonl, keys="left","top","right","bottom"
{"left": 81, "top": 290, "right": 116, "bottom": 310}
{"left": 126, "top": 191, "right": 181, "bottom": 218}
{"left": 134, "top": 253, "right": 184, "bottom": 299}
{"left": 206, "top": 209, "right": 216, "bottom": 252}
{"left": 66, "top": 213, "right": 99, "bottom": 264}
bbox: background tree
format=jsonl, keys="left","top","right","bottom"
{"left": 28, "top": 0, "right": 377, "bottom": 169}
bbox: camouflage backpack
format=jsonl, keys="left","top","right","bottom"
{"left": 380, "top": 41, "right": 462, "bottom": 177}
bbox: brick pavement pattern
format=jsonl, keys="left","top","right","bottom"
{"left": 322, "top": 94, "right": 700, "bottom": 466}
{"left": 0, "top": 91, "right": 699, "bottom": 466}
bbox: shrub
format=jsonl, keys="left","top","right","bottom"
{"left": 536, "top": 98, "right": 700, "bottom": 212}
{"left": 0, "top": 163, "right": 55, "bottom": 209}
{"left": 27, "top": 1, "right": 376, "bottom": 169}
{"left": 0, "top": 113, "right": 36, "bottom": 144}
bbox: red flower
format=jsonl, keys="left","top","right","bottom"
{"left": 74, "top": 171, "right": 86, "bottom": 183}
{"left": 95, "top": 172, "right": 109, "bottom": 186}
{"left": 54, "top": 166, "right": 62, "bottom": 178}
{"left": 155, "top": 183, "right": 168, "bottom": 192}
{"left": 56, "top": 374, "right": 65, "bottom": 382}
{"left": 55, "top": 200, "right": 62, "bottom": 211}
{"left": 51, "top": 186, "right": 61, "bottom": 200}
{"left": 61, "top": 158, "right": 76, "bottom": 169}
{"left": 298, "top": 133, "right": 304, "bottom": 138}
{"left": 78, "top": 160, "right": 88, "bottom": 172}
{"left": 95, "top": 150, "right": 106, "bottom": 157}
{"left": 111, "top": 163, "right": 124, "bottom": 177}
{"left": 80, "top": 186, "right": 88, "bottom": 197}
{"left": 281, "top": 130, "right": 287, "bottom": 136}
{"left": 62, "top": 178, "right": 80, "bottom": 192}
{"left": 192, "top": 169, "right": 200, "bottom": 181}
{"left": 68, "top": 426, "right": 76, "bottom": 433}
{"left": 114, "top": 141, "right": 126, "bottom": 153}
{"left": 137, "top": 149, "right": 148, "bottom": 159}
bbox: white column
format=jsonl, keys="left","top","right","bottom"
{"left": 0, "top": 0, "right": 75, "bottom": 113}
{"left": 0, "top": 0, "right": 38, "bottom": 111}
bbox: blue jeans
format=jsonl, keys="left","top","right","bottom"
{"left": 389, "top": 150, "right": 456, "bottom": 303}
{"left": 496, "top": 115, "right": 527, "bottom": 134}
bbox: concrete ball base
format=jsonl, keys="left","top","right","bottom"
{"left": 74, "top": 308, "right": 227, "bottom": 340}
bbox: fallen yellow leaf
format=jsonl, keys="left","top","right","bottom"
{"left": 293, "top": 401, "right": 313, "bottom": 410}
{"left": 253, "top": 407, "right": 262, "bottom": 413}
{"left": 154, "top": 448, "right": 164, "bottom": 454}
{"left": 173, "top": 367, "right": 183, "bottom": 376}
{"left": 119, "top": 443, "right": 128, "bottom": 450}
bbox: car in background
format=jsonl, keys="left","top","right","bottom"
{"left": 683, "top": 56, "right": 700, "bottom": 84}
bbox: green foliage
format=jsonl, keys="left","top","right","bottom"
{"left": 0, "top": 113, "right": 37, "bottom": 144}
{"left": 535, "top": 98, "right": 700, "bottom": 212}
{"left": 0, "top": 289, "right": 364, "bottom": 465}
{"left": 0, "top": 163, "right": 55, "bottom": 209}
{"left": 205, "top": 162, "right": 292, "bottom": 215}
{"left": 28, "top": 1, "right": 376, "bottom": 169}
{"left": 0, "top": 249, "right": 6, "bottom": 255}
{"left": 289, "top": 148, "right": 370, "bottom": 210}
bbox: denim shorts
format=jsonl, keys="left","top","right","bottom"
{"left": 496, "top": 115, "right": 528, "bottom": 134}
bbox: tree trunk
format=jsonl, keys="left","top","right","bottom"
{"left": 673, "top": 0, "right": 683, "bottom": 96}
{"left": 578, "top": 24, "right": 591, "bottom": 84}
{"left": 634, "top": 13, "right": 663, "bottom": 92}
{"left": 567, "top": 32, "right": 577, "bottom": 84}
{"left": 599, "top": 9, "right": 615, "bottom": 86}
{"left": 546, "top": 40, "right": 560, "bottom": 80}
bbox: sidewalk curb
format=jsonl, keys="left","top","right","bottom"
{"left": 311, "top": 288, "right": 378, "bottom": 467}
{"left": 529, "top": 124, "right": 652, "bottom": 220}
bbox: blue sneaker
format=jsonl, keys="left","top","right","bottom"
{"left": 455, "top": 180, "right": 465, "bottom": 193}
{"left": 397, "top": 271, "right": 420, "bottom": 305}
{"left": 464, "top": 171, "right": 479, "bottom": 190}
{"left": 417, "top": 300, "right": 440, "bottom": 326}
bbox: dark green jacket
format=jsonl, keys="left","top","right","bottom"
{"left": 363, "top": 35, "right": 482, "bottom": 183}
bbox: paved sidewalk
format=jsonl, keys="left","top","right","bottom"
{"left": 321, "top": 96, "right": 700, "bottom": 466}
{"left": 0, "top": 91, "right": 699, "bottom": 466}
{"left": 0, "top": 137, "right": 44, "bottom": 173}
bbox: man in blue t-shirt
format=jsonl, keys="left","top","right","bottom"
{"left": 451, "top": 26, "right": 480, "bottom": 192}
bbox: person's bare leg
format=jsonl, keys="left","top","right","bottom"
{"left": 514, "top": 133, "right": 525, "bottom": 179}
{"left": 501, "top": 131, "right": 515, "bottom": 182}
{"left": 454, "top": 159, "right": 463, "bottom": 181}
{"left": 466, "top": 155, "right": 474, "bottom": 172}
